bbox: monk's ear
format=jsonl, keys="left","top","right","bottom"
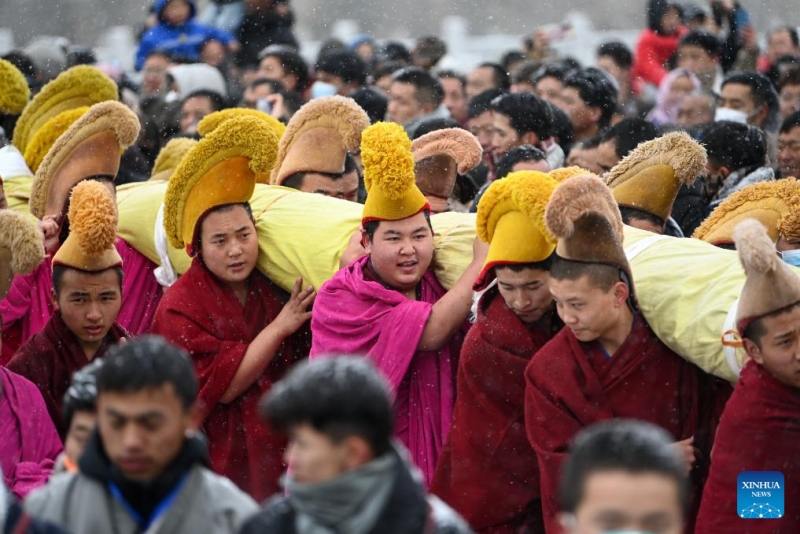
{"left": 360, "top": 228, "right": 372, "bottom": 254}
{"left": 342, "top": 435, "right": 373, "bottom": 470}
{"left": 742, "top": 338, "right": 765, "bottom": 366}
{"left": 50, "top": 287, "right": 60, "bottom": 310}
{"left": 612, "top": 281, "right": 629, "bottom": 308}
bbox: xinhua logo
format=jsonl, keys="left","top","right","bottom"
{"left": 737, "top": 472, "right": 784, "bottom": 519}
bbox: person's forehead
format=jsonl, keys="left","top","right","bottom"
{"left": 98, "top": 384, "right": 183, "bottom": 412}
{"left": 183, "top": 96, "right": 213, "bottom": 111}
{"left": 496, "top": 266, "right": 548, "bottom": 284}
{"left": 377, "top": 212, "right": 429, "bottom": 233}
{"left": 722, "top": 83, "right": 753, "bottom": 100}
{"left": 202, "top": 205, "right": 252, "bottom": 232}
{"left": 261, "top": 55, "right": 284, "bottom": 71}
{"left": 61, "top": 268, "right": 119, "bottom": 290}
{"left": 679, "top": 44, "right": 710, "bottom": 57}
{"left": 780, "top": 126, "right": 800, "bottom": 141}
{"left": 512, "top": 159, "right": 549, "bottom": 172}
{"left": 580, "top": 470, "right": 681, "bottom": 508}
{"left": 390, "top": 81, "right": 415, "bottom": 98}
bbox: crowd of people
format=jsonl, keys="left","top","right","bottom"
{"left": 0, "top": 0, "right": 799, "bottom": 532}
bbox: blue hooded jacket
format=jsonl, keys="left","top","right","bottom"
{"left": 135, "top": 0, "right": 234, "bottom": 70}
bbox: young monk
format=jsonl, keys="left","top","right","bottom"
{"left": 151, "top": 115, "right": 312, "bottom": 502}
{"left": 525, "top": 175, "right": 730, "bottom": 533}
{"left": 431, "top": 170, "right": 564, "bottom": 533}
{"left": 310, "top": 122, "right": 488, "bottom": 485}
{"left": 695, "top": 219, "right": 800, "bottom": 532}
{"left": 8, "top": 181, "right": 128, "bottom": 436}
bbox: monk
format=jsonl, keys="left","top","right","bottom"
{"left": 8, "top": 181, "right": 128, "bottom": 436}
{"left": 431, "top": 171, "right": 563, "bottom": 533}
{"left": 152, "top": 115, "right": 312, "bottom": 502}
{"left": 695, "top": 219, "right": 800, "bottom": 532}
{"left": 311, "top": 122, "right": 488, "bottom": 486}
{"left": 525, "top": 176, "right": 730, "bottom": 533}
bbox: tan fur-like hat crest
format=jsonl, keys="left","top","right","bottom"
{"left": 545, "top": 174, "right": 624, "bottom": 241}
{"left": 411, "top": 128, "right": 482, "bottom": 174}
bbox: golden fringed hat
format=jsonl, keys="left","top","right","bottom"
{"left": 545, "top": 174, "right": 635, "bottom": 295}
{"left": 604, "top": 131, "right": 706, "bottom": 223}
{"left": 692, "top": 179, "right": 800, "bottom": 246}
{"left": 411, "top": 128, "right": 482, "bottom": 212}
{"left": 52, "top": 180, "right": 122, "bottom": 272}
{"left": 23, "top": 106, "right": 89, "bottom": 174}
{"left": 270, "top": 96, "right": 370, "bottom": 186}
{"left": 475, "top": 170, "right": 559, "bottom": 290}
{"left": 198, "top": 107, "right": 287, "bottom": 140}
{"left": 549, "top": 166, "right": 594, "bottom": 183}
{"left": 149, "top": 138, "right": 198, "bottom": 182}
{"left": 0, "top": 59, "right": 30, "bottom": 116}
{"left": 0, "top": 209, "right": 45, "bottom": 298}
{"left": 12, "top": 65, "right": 118, "bottom": 154}
{"left": 29, "top": 101, "right": 140, "bottom": 220}
{"left": 164, "top": 115, "right": 280, "bottom": 252}
{"left": 361, "top": 122, "right": 430, "bottom": 225}
{"left": 734, "top": 219, "right": 800, "bottom": 334}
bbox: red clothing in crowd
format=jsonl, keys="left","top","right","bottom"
{"left": 432, "top": 289, "right": 561, "bottom": 533}
{"left": 632, "top": 27, "right": 686, "bottom": 89}
{"left": 696, "top": 360, "right": 800, "bottom": 532}
{"left": 7, "top": 311, "right": 128, "bottom": 435}
{"left": 525, "top": 316, "right": 730, "bottom": 533}
{"left": 152, "top": 257, "right": 310, "bottom": 502}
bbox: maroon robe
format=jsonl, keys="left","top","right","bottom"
{"left": 151, "top": 257, "right": 310, "bottom": 502}
{"left": 6, "top": 311, "right": 128, "bottom": 436}
{"left": 432, "top": 288, "right": 561, "bottom": 533}
{"left": 696, "top": 360, "right": 800, "bottom": 532}
{"left": 525, "top": 316, "right": 730, "bottom": 533}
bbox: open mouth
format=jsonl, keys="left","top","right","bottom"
{"left": 85, "top": 326, "right": 104, "bottom": 336}
{"left": 229, "top": 261, "right": 246, "bottom": 271}
{"left": 397, "top": 260, "right": 418, "bottom": 271}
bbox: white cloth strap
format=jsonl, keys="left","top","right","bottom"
{"left": 624, "top": 234, "right": 670, "bottom": 261}
{"left": 0, "top": 145, "right": 33, "bottom": 180}
{"left": 153, "top": 203, "right": 178, "bottom": 287}
{"left": 722, "top": 298, "right": 743, "bottom": 377}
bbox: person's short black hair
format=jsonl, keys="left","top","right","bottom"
{"left": 490, "top": 92, "right": 553, "bottom": 140}
{"left": 722, "top": 71, "right": 779, "bottom": 120}
{"left": 743, "top": 301, "right": 800, "bottom": 347}
{"left": 259, "top": 47, "right": 311, "bottom": 93}
{"left": 373, "top": 61, "right": 407, "bottom": 83}
{"left": 63, "top": 359, "right": 103, "bottom": 435}
{"left": 349, "top": 86, "right": 388, "bottom": 124}
{"left": 2, "top": 50, "right": 37, "bottom": 79}
{"left": 414, "top": 36, "right": 447, "bottom": 66}
{"left": 412, "top": 117, "right": 463, "bottom": 139}
{"left": 477, "top": 62, "right": 511, "bottom": 91}
{"left": 195, "top": 202, "right": 254, "bottom": 251}
{"left": 620, "top": 206, "right": 665, "bottom": 229}
{"left": 363, "top": 210, "right": 432, "bottom": 242}
{"left": 703, "top": 121, "right": 767, "bottom": 170}
{"left": 391, "top": 67, "right": 444, "bottom": 107}
{"left": 770, "top": 26, "right": 800, "bottom": 48}
{"left": 437, "top": 69, "right": 466, "bottom": 88}
{"left": 247, "top": 77, "right": 284, "bottom": 94}
{"left": 599, "top": 119, "right": 661, "bottom": 159}
{"left": 376, "top": 42, "right": 412, "bottom": 65}
{"left": 563, "top": 67, "right": 618, "bottom": 128}
{"left": 467, "top": 88, "right": 506, "bottom": 119}
{"left": 315, "top": 50, "right": 368, "bottom": 86}
{"left": 501, "top": 50, "right": 528, "bottom": 73}
{"left": 778, "top": 67, "right": 800, "bottom": 91}
{"left": 545, "top": 100, "right": 575, "bottom": 154}
{"left": 533, "top": 63, "right": 573, "bottom": 85}
{"left": 781, "top": 110, "right": 800, "bottom": 134}
{"left": 678, "top": 30, "right": 721, "bottom": 57}
{"left": 262, "top": 357, "right": 394, "bottom": 457}
{"left": 511, "top": 60, "right": 543, "bottom": 85}
{"left": 550, "top": 256, "right": 621, "bottom": 292}
{"left": 97, "top": 336, "right": 198, "bottom": 409}
{"left": 182, "top": 89, "right": 226, "bottom": 112}
{"left": 494, "top": 145, "right": 547, "bottom": 180}
{"left": 495, "top": 256, "right": 554, "bottom": 274}
{"left": 560, "top": 419, "right": 689, "bottom": 514}
{"left": 597, "top": 41, "right": 634, "bottom": 69}
{"left": 53, "top": 265, "right": 123, "bottom": 297}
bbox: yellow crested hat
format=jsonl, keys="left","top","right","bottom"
{"left": 149, "top": 138, "right": 198, "bottom": 182}
{"left": 604, "top": 131, "right": 706, "bottom": 223}
{"left": 734, "top": 219, "right": 800, "bottom": 334}
{"left": 29, "top": 101, "right": 140, "bottom": 220}
{"left": 475, "top": 170, "right": 559, "bottom": 290}
{"left": 270, "top": 96, "right": 370, "bottom": 186}
{"left": 12, "top": 65, "right": 118, "bottom": 154}
{"left": 0, "top": 59, "right": 30, "bottom": 116}
{"left": 164, "top": 115, "right": 279, "bottom": 251}
{"left": 692, "top": 178, "right": 800, "bottom": 246}
{"left": 0, "top": 209, "right": 45, "bottom": 298}
{"left": 198, "top": 107, "right": 287, "bottom": 140}
{"left": 52, "top": 180, "right": 122, "bottom": 272}
{"left": 24, "top": 106, "right": 89, "bottom": 174}
{"left": 549, "top": 166, "right": 594, "bottom": 183}
{"left": 361, "top": 122, "right": 430, "bottom": 224}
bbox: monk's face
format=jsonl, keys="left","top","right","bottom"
{"left": 284, "top": 423, "right": 370, "bottom": 484}
{"left": 363, "top": 212, "right": 434, "bottom": 294}
{"left": 52, "top": 268, "right": 122, "bottom": 357}
{"left": 300, "top": 172, "right": 359, "bottom": 203}
{"left": 495, "top": 266, "right": 552, "bottom": 325}
{"left": 744, "top": 305, "right": 800, "bottom": 389}
{"left": 550, "top": 275, "right": 629, "bottom": 344}
{"left": 98, "top": 383, "right": 196, "bottom": 482}
{"left": 200, "top": 205, "right": 259, "bottom": 291}
{"left": 561, "top": 470, "right": 684, "bottom": 534}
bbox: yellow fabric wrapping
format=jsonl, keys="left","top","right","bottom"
{"left": 4, "top": 176, "right": 37, "bottom": 223}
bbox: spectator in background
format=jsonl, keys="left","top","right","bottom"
{"left": 566, "top": 136, "right": 604, "bottom": 175}
{"left": 467, "top": 88, "right": 506, "bottom": 167}
{"left": 469, "top": 145, "right": 549, "bottom": 213}
{"left": 350, "top": 35, "right": 376, "bottom": 71}
{"left": 632, "top": 0, "right": 686, "bottom": 89}
{"left": 677, "top": 89, "right": 716, "bottom": 129}
{"left": 350, "top": 86, "right": 389, "bottom": 124}
{"left": 546, "top": 100, "right": 576, "bottom": 157}
{"left": 559, "top": 420, "right": 689, "bottom": 534}
{"left": 256, "top": 45, "right": 309, "bottom": 94}
{"left": 489, "top": 93, "right": 555, "bottom": 167}
{"left": 647, "top": 68, "right": 702, "bottom": 127}
{"left": 558, "top": 67, "right": 618, "bottom": 142}
{"left": 597, "top": 41, "right": 642, "bottom": 118}
{"left": 314, "top": 50, "right": 368, "bottom": 97}
{"left": 236, "top": 0, "right": 298, "bottom": 70}
{"left": 58, "top": 360, "right": 103, "bottom": 475}
{"left": 238, "top": 77, "right": 281, "bottom": 108}
{"left": 140, "top": 50, "right": 171, "bottom": 96}
{"left": 199, "top": 0, "right": 245, "bottom": 34}
{"left": 387, "top": 67, "right": 448, "bottom": 137}
{"left": 372, "top": 61, "right": 407, "bottom": 94}
{"left": 758, "top": 26, "right": 800, "bottom": 73}
{"left": 595, "top": 118, "right": 660, "bottom": 174}
{"left": 778, "top": 67, "right": 800, "bottom": 121}
{"left": 412, "top": 36, "right": 447, "bottom": 71}
{"left": 717, "top": 71, "right": 780, "bottom": 134}
{"left": 135, "top": 0, "right": 236, "bottom": 71}
{"left": 676, "top": 30, "right": 724, "bottom": 93}
{"left": 438, "top": 70, "right": 468, "bottom": 124}
{"left": 510, "top": 60, "right": 541, "bottom": 94}
{"left": 166, "top": 63, "right": 228, "bottom": 101}
{"left": 179, "top": 89, "right": 226, "bottom": 134}
{"left": 466, "top": 62, "right": 510, "bottom": 99}
{"left": 22, "top": 37, "right": 68, "bottom": 85}
{"left": 533, "top": 63, "right": 572, "bottom": 105}
{"left": 777, "top": 111, "right": 800, "bottom": 179}
{"left": 374, "top": 41, "right": 412, "bottom": 70}
{"left": 501, "top": 50, "right": 528, "bottom": 76}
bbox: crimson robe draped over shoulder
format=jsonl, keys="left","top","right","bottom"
{"left": 696, "top": 360, "right": 800, "bottom": 533}
{"left": 525, "top": 317, "right": 731, "bottom": 533}
{"left": 432, "top": 288, "right": 561, "bottom": 534}
{"left": 6, "top": 312, "right": 128, "bottom": 436}
{"left": 151, "top": 257, "right": 310, "bottom": 502}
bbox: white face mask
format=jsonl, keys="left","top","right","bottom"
{"left": 310, "top": 81, "right": 338, "bottom": 99}
{"left": 164, "top": 90, "right": 181, "bottom": 103}
{"left": 714, "top": 106, "right": 748, "bottom": 124}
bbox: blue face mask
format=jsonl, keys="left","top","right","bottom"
{"left": 782, "top": 248, "right": 800, "bottom": 267}
{"left": 310, "top": 81, "right": 338, "bottom": 99}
